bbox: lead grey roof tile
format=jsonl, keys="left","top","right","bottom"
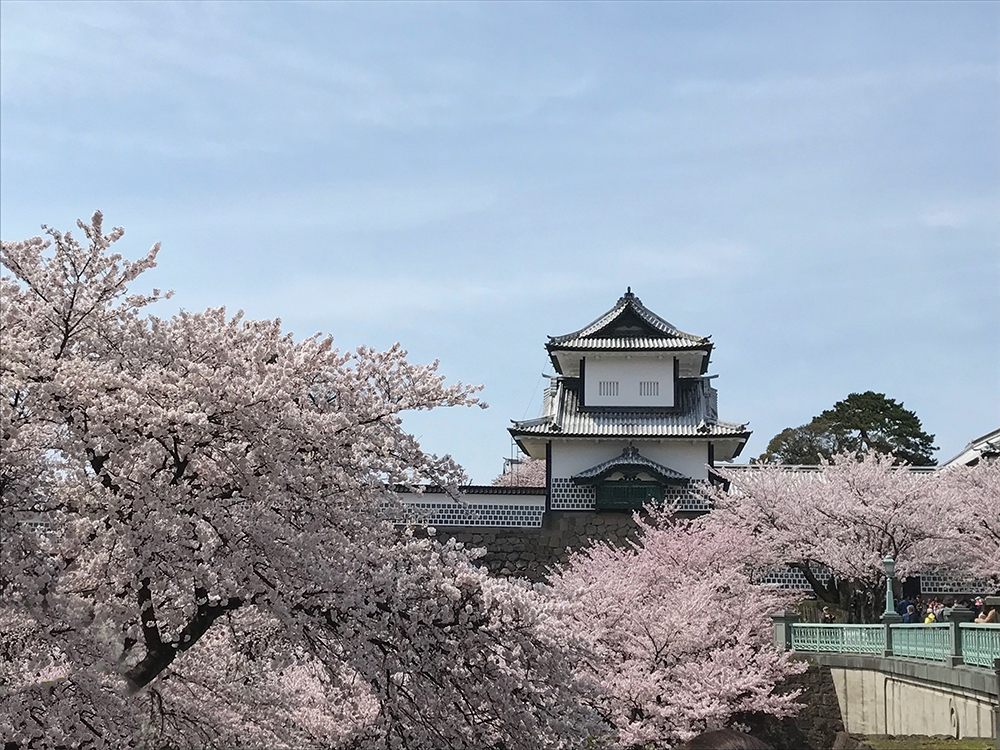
{"left": 509, "top": 380, "right": 749, "bottom": 439}
{"left": 547, "top": 289, "right": 710, "bottom": 350}
{"left": 572, "top": 444, "right": 689, "bottom": 484}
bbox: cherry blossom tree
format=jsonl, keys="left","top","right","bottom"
{"left": 707, "top": 452, "right": 957, "bottom": 622}
{"left": 1, "top": 213, "right": 598, "bottom": 749}
{"left": 933, "top": 460, "right": 1000, "bottom": 585}
{"left": 548, "top": 512, "right": 805, "bottom": 749}
{"left": 492, "top": 457, "right": 547, "bottom": 487}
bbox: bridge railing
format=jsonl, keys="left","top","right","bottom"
{"left": 960, "top": 622, "right": 1000, "bottom": 668}
{"left": 890, "top": 623, "right": 951, "bottom": 661}
{"left": 773, "top": 612, "right": 1000, "bottom": 670}
{"left": 790, "top": 623, "right": 885, "bottom": 654}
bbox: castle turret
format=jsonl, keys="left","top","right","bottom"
{"left": 510, "top": 289, "right": 750, "bottom": 512}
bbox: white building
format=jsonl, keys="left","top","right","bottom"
{"left": 942, "top": 426, "right": 1000, "bottom": 468}
{"left": 510, "top": 289, "right": 750, "bottom": 513}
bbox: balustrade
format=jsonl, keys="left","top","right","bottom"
{"left": 790, "top": 623, "right": 885, "bottom": 654}
{"left": 959, "top": 622, "right": 1000, "bottom": 668}
{"left": 782, "top": 619, "right": 1000, "bottom": 669}
{"left": 889, "top": 623, "right": 950, "bottom": 661}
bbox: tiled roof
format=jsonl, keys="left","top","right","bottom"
{"left": 395, "top": 485, "right": 548, "bottom": 496}
{"left": 510, "top": 379, "right": 749, "bottom": 439}
{"left": 942, "top": 426, "right": 1000, "bottom": 468}
{"left": 547, "top": 290, "right": 709, "bottom": 350}
{"left": 572, "top": 444, "right": 689, "bottom": 484}
{"left": 547, "top": 337, "right": 707, "bottom": 351}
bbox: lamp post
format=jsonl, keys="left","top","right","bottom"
{"left": 881, "top": 554, "right": 901, "bottom": 624}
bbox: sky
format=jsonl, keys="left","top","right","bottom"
{"left": 2, "top": 1, "right": 998, "bottom": 482}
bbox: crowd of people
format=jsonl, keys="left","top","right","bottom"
{"left": 894, "top": 595, "right": 998, "bottom": 624}
{"left": 896, "top": 596, "right": 997, "bottom": 624}
{"left": 818, "top": 596, "right": 998, "bottom": 624}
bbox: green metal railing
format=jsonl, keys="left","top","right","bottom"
{"left": 889, "top": 623, "right": 950, "bottom": 661}
{"left": 959, "top": 623, "right": 1000, "bottom": 668}
{"left": 790, "top": 623, "right": 885, "bottom": 654}
{"left": 788, "top": 621, "right": 1000, "bottom": 669}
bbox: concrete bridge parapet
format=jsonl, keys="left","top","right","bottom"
{"left": 771, "top": 614, "right": 1000, "bottom": 745}
{"left": 802, "top": 652, "right": 998, "bottom": 744}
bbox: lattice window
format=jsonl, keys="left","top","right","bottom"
{"left": 758, "top": 563, "right": 832, "bottom": 590}
{"left": 550, "top": 478, "right": 597, "bottom": 510}
{"left": 598, "top": 380, "right": 619, "bottom": 397}
{"left": 400, "top": 500, "right": 545, "bottom": 528}
{"left": 639, "top": 381, "right": 659, "bottom": 397}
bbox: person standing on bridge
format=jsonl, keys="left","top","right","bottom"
{"left": 938, "top": 597, "right": 955, "bottom": 622}
{"left": 896, "top": 596, "right": 913, "bottom": 617}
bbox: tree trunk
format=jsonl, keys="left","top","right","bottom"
{"left": 125, "top": 595, "right": 243, "bottom": 693}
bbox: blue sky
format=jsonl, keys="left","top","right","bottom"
{"left": 2, "top": 1, "right": 998, "bottom": 481}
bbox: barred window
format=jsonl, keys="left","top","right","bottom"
{"left": 598, "top": 380, "right": 619, "bottom": 397}
{"left": 639, "top": 381, "right": 659, "bottom": 397}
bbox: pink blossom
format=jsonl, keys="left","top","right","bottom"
{"left": 1, "top": 214, "right": 596, "bottom": 749}
{"left": 548, "top": 511, "right": 805, "bottom": 748}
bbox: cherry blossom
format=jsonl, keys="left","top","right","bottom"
{"left": 933, "top": 460, "right": 1000, "bottom": 584}
{"left": 707, "top": 453, "right": 965, "bottom": 621}
{"left": 548, "top": 511, "right": 804, "bottom": 749}
{"left": 1, "top": 213, "right": 597, "bottom": 749}
{"left": 492, "top": 458, "right": 547, "bottom": 487}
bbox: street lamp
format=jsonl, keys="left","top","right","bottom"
{"left": 881, "top": 554, "right": 901, "bottom": 623}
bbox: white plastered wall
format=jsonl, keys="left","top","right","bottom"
{"left": 583, "top": 355, "right": 674, "bottom": 407}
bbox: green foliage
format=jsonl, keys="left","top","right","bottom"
{"left": 760, "top": 391, "right": 937, "bottom": 466}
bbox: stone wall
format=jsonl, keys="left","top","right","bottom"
{"left": 430, "top": 510, "right": 642, "bottom": 581}
{"left": 741, "top": 663, "right": 849, "bottom": 750}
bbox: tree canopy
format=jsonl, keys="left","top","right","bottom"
{"left": 0, "top": 213, "right": 599, "bottom": 749}
{"left": 491, "top": 457, "right": 546, "bottom": 487}
{"left": 759, "top": 391, "right": 937, "bottom": 466}
{"left": 2, "top": 212, "right": 812, "bottom": 749}
{"left": 708, "top": 453, "right": 998, "bottom": 622}
{"left": 549, "top": 513, "right": 804, "bottom": 747}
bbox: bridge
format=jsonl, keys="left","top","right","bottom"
{"left": 771, "top": 613, "right": 1000, "bottom": 745}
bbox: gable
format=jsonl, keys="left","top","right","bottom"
{"left": 589, "top": 307, "right": 664, "bottom": 340}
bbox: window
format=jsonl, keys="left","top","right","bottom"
{"left": 599, "top": 380, "right": 619, "bottom": 397}
{"left": 596, "top": 482, "right": 664, "bottom": 510}
{"left": 639, "top": 381, "right": 659, "bottom": 397}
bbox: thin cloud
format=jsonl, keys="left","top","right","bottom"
{"left": 621, "top": 243, "right": 754, "bottom": 280}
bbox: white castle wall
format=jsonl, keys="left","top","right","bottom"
{"left": 583, "top": 355, "right": 675, "bottom": 407}
{"left": 548, "top": 440, "right": 711, "bottom": 511}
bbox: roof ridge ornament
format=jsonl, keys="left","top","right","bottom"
{"left": 548, "top": 291, "right": 707, "bottom": 347}
{"left": 618, "top": 286, "right": 638, "bottom": 305}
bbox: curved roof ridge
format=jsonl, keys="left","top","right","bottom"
{"left": 548, "top": 289, "right": 708, "bottom": 345}
{"left": 571, "top": 443, "right": 688, "bottom": 485}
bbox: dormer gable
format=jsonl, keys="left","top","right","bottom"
{"left": 546, "top": 289, "right": 712, "bottom": 378}
{"left": 589, "top": 306, "right": 664, "bottom": 339}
